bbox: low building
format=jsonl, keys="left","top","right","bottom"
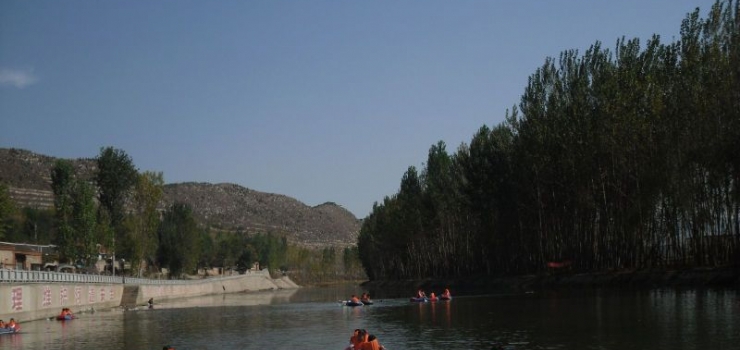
{"left": 0, "top": 242, "right": 57, "bottom": 270}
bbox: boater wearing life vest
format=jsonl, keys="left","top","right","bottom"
{"left": 359, "top": 334, "right": 386, "bottom": 350}
{"left": 361, "top": 292, "right": 372, "bottom": 303}
{"left": 353, "top": 329, "right": 368, "bottom": 349}
{"left": 344, "top": 329, "right": 361, "bottom": 350}
{"left": 6, "top": 318, "right": 18, "bottom": 330}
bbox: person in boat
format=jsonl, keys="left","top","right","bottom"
{"left": 416, "top": 289, "right": 427, "bottom": 298}
{"left": 348, "top": 329, "right": 367, "bottom": 349}
{"left": 359, "top": 333, "right": 386, "bottom": 350}
{"left": 358, "top": 330, "right": 369, "bottom": 348}
{"left": 360, "top": 292, "right": 371, "bottom": 303}
{"left": 429, "top": 292, "right": 437, "bottom": 300}
{"left": 6, "top": 318, "right": 17, "bottom": 329}
{"left": 442, "top": 288, "right": 451, "bottom": 298}
{"left": 344, "top": 329, "right": 361, "bottom": 350}
{"left": 350, "top": 294, "right": 361, "bottom": 304}
{"left": 59, "top": 307, "right": 74, "bottom": 318}
{"left": 0, "top": 320, "right": 5, "bottom": 328}
{"left": 148, "top": 298, "right": 154, "bottom": 309}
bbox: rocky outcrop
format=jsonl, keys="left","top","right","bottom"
{"left": 163, "top": 182, "right": 360, "bottom": 246}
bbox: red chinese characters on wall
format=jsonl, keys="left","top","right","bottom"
{"left": 75, "top": 286, "right": 82, "bottom": 305}
{"left": 60, "top": 287, "right": 69, "bottom": 306}
{"left": 42, "top": 285, "right": 52, "bottom": 306}
{"left": 11, "top": 287, "right": 23, "bottom": 310}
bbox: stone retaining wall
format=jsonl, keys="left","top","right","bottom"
{"left": 1, "top": 271, "right": 299, "bottom": 323}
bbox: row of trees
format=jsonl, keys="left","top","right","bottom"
{"left": 358, "top": 1, "right": 740, "bottom": 280}
{"left": 0, "top": 147, "right": 364, "bottom": 281}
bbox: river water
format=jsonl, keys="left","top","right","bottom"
{"left": 1, "top": 284, "right": 738, "bottom": 349}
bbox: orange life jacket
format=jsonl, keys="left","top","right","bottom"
{"left": 360, "top": 339, "right": 381, "bottom": 350}
{"left": 351, "top": 334, "right": 365, "bottom": 348}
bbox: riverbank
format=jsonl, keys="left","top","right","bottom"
{"left": 0, "top": 270, "right": 300, "bottom": 323}
{"left": 120, "top": 273, "right": 300, "bottom": 308}
{"left": 361, "top": 266, "right": 740, "bottom": 295}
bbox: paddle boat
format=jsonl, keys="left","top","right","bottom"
{"left": 0, "top": 319, "right": 20, "bottom": 334}
{"left": 411, "top": 289, "right": 430, "bottom": 302}
{"left": 0, "top": 327, "right": 20, "bottom": 335}
{"left": 440, "top": 295, "right": 452, "bottom": 301}
{"left": 342, "top": 300, "right": 364, "bottom": 307}
{"left": 56, "top": 308, "right": 75, "bottom": 320}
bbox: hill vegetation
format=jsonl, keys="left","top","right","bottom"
{"left": 0, "top": 147, "right": 363, "bottom": 282}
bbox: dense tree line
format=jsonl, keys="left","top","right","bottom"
{"left": 0, "top": 147, "right": 364, "bottom": 281}
{"left": 358, "top": 1, "right": 740, "bottom": 280}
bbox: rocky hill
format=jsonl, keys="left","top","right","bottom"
{"left": 0, "top": 148, "right": 360, "bottom": 247}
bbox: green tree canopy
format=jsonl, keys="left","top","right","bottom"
{"left": 122, "top": 171, "right": 164, "bottom": 275}
{"left": 0, "top": 183, "right": 17, "bottom": 240}
{"left": 51, "top": 160, "right": 76, "bottom": 261}
{"left": 95, "top": 146, "right": 138, "bottom": 228}
{"left": 157, "top": 202, "right": 200, "bottom": 277}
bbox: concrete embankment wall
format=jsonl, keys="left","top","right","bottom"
{"left": 0, "top": 283, "right": 123, "bottom": 323}
{"left": 1, "top": 270, "right": 299, "bottom": 322}
{"left": 121, "top": 270, "right": 295, "bottom": 306}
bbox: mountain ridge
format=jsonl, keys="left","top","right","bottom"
{"left": 0, "top": 148, "right": 360, "bottom": 247}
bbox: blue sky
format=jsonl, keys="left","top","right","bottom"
{"left": 0, "top": 0, "right": 716, "bottom": 218}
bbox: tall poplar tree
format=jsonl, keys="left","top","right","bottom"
{"left": 71, "top": 180, "right": 98, "bottom": 264}
{"left": 157, "top": 202, "right": 200, "bottom": 277}
{"left": 0, "top": 183, "right": 16, "bottom": 240}
{"left": 95, "top": 146, "right": 138, "bottom": 260}
{"left": 51, "top": 160, "right": 76, "bottom": 262}
{"left": 358, "top": 0, "right": 740, "bottom": 280}
{"left": 123, "top": 171, "right": 164, "bottom": 276}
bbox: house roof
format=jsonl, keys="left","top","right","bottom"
{"left": 0, "top": 241, "right": 57, "bottom": 255}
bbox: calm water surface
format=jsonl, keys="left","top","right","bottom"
{"left": 2, "top": 284, "right": 738, "bottom": 349}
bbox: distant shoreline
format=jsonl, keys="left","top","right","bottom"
{"left": 361, "top": 266, "right": 740, "bottom": 295}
